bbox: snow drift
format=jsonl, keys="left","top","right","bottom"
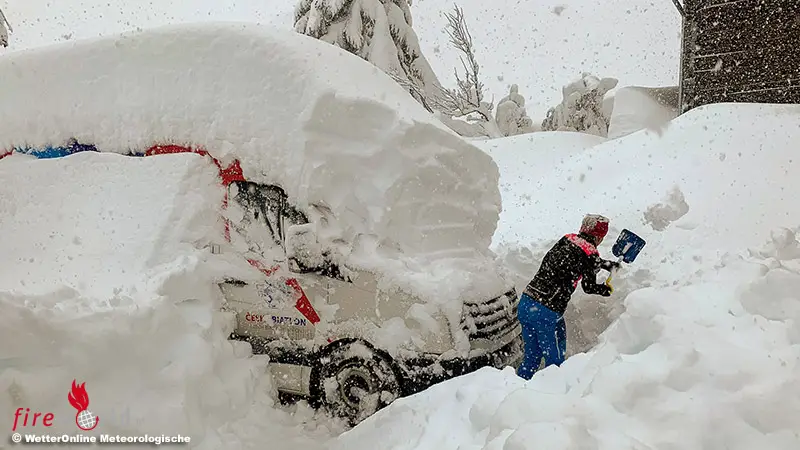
{"left": 0, "top": 152, "right": 334, "bottom": 449}
{"left": 496, "top": 103, "right": 800, "bottom": 353}
{"left": 333, "top": 103, "right": 800, "bottom": 449}
{"left": 0, "top": 22, "right": 508, "bottom": 304}
{"left": 607, "top": 86, "right": 679, "bottom": 140}
{"left": 474, "top": 131, "right": 607, "bottom": 247}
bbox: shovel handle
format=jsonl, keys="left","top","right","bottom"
{"left": 605, "top": 255, "right": 625, "bottom": 284}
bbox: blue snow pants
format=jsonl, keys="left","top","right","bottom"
{"left": 516, "top": 293, "right": 567, "bottom": 380}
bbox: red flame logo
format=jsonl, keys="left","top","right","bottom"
{"left": 68, "top": 380, "right": 99, "bottom": 431}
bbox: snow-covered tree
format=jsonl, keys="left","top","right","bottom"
{"left": 427, "top": 4, "right": 500, "bottom": 138}
{"left": 294, "top": 0, "right": 442, "bottom": 104}
{"left": 0, "top": 7, "right": 12, "bottom": 48}
{"left": 495, "top": 84, "right": 534, "bottom": 137}
{"left": 541, "top": 72, "right": 618, "bottom": 137}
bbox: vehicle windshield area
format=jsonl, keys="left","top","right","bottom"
{"left": 226, "top": 181, "right": 288, "bottom": 257}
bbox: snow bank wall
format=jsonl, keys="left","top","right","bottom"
{"left": 493, "top": 103, "right": 800, "bottom": 254}
{"left": 0, "top": 152, "right": 276, "bottom": 448}
{"left": 0, "top": 23, "right": 501, "bottom": 274}
{"left": 335, "top": 230, "right": 800, "bottom": 450}
{"left": 334, "top": 104, "right": 800, "bottom": 450}
{"left": 607, "top": 86, "right": 679, "bottom": 140}
{"left": 491, "top": 103, "right": 800, "bottom": 353}
{"left": 0, "top": 153, "right": 221, "bottom": 298}
{"left": 473, "top": 131, "right": 606, "bottom": 247}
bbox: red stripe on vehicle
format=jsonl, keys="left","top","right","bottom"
{"left": 145, "top": 145, "right": 244, "bottom": 185}
{"left": 245, "top": 259, "right": 321, "bottom": 324}
{"left": 246, "top": 258, "right": 281, "bottom": 277}
{"left": 285, "top": 278, "right": 321, "bottom": 325}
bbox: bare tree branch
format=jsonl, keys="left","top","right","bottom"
{"left": 429, "top": 4, "right": 493, "bottom": 122}
{"left": 388, "top": 70, "right": 435, "bottom": 113}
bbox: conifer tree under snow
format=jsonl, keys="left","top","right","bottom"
{"left": 541, "top": 72, "right": 618, "bottom": 137}
{"left": 0, "top": 7, "right": 12, "bottom": 48}
{"left": 294, "top": 0, "right": 442, "bottom": 104}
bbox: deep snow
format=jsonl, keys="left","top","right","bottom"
{"left": 606, "top": 86, "right": 679, "bottom": 140}
{"left": 0, "top": 152, "right": 337, "bottom": 449}
{"left": 0, "top": 22, "right": 517, "bottom": 446}
{"left": 493, "top": 102, "right": 800, "bottom": 355}
{"left": 474, "top": 131, "right": 608, "bottom": 247}
{"left": 1, "top": 2, "right": 797, "bottom": 449}
{"left": 0, "top": 0, "right": 681, "bottom": 119}
{"left": 332, "top": 103, "right": 800, "bottom": 449}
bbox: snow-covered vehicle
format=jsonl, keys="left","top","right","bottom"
{"left": 0, "top": 23, "right": 522, "bottom": 425}
{"left": 219, "top": 177, "right": 522, "bottom": 425}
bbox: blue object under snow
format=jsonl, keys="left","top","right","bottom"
{"left": 16, "top": 139, "right": 98, "bottom": 159}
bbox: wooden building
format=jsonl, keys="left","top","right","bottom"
{"left": 672, "top": 0, "right": 800, "bottom": 113}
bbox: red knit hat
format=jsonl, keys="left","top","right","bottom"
{"left": 580, "top": 214, "right": 609, "bottom": 241}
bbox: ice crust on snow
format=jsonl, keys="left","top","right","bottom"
{"left": 0, "top": 22, "right": 511, "bottom": 308}
{"left": 0, "top": 152, "right": 334, "bottom": 449}
{"left": 334, "top": 104, "right": 800, "bottom": 449}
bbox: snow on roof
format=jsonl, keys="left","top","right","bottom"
{"left": 0, "top": 22, "right": 508, "bottom": 305}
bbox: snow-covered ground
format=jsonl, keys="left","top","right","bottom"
{"left": 0, "top": 0, "right": 680, "bottom": 119}
{"left": 332, "top": 103, "right": 800, "bottom": 449}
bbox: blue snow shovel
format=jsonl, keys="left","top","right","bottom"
{"left": 605, "top": 229, "right": 646, "bottom": 284}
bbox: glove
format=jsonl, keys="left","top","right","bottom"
{"left": 606, "top": 260, "right": 622, "bottom": 271}
{"left": 604, "top": 278, "right": 614, "bottom": 295}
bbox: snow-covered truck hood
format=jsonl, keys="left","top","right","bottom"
{"left": 0, "top": 22, "right": 510, "bottom": 304}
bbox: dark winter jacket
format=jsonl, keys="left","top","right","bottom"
{"left": 523, "top": 232, "right": 616, "bottom": 316}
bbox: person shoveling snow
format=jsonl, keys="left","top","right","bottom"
{"left": 0, "top": 7, "right": 12, "bottom": 48}
{"left": 516, "top": 214, "right": 619, "bottom": 379}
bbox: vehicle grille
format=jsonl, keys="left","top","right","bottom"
{"left": 460, "top": 288, "right": 519, "bottom": 341}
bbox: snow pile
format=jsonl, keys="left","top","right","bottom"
{"left": 0, "top": 152, "right": 330, "bottom": 449}
{"left": 492, "top": 103, "right": 800, "bottom": 252}
{"left": 607, "top": 86, "right": 679, "bottom": 140}
{"left": 333, "top": 103, "right": 800, "bottom": 449}
{"left": 0, "top": 22, "right": 508, "bottom": 306}
{"left": 642, "top": 185, "right": 689, "bottom": 231}
{"left": 0, "top": 152, "right": 222, "bottom": 298}
{"left": 473, "top": 131, "right": 606, "bottom": 246}
{"left": 335, "top": 231, "right": 800, "bottom": 449}
{"left": 496, "top": 103, "right": 800, "bottom": 352}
